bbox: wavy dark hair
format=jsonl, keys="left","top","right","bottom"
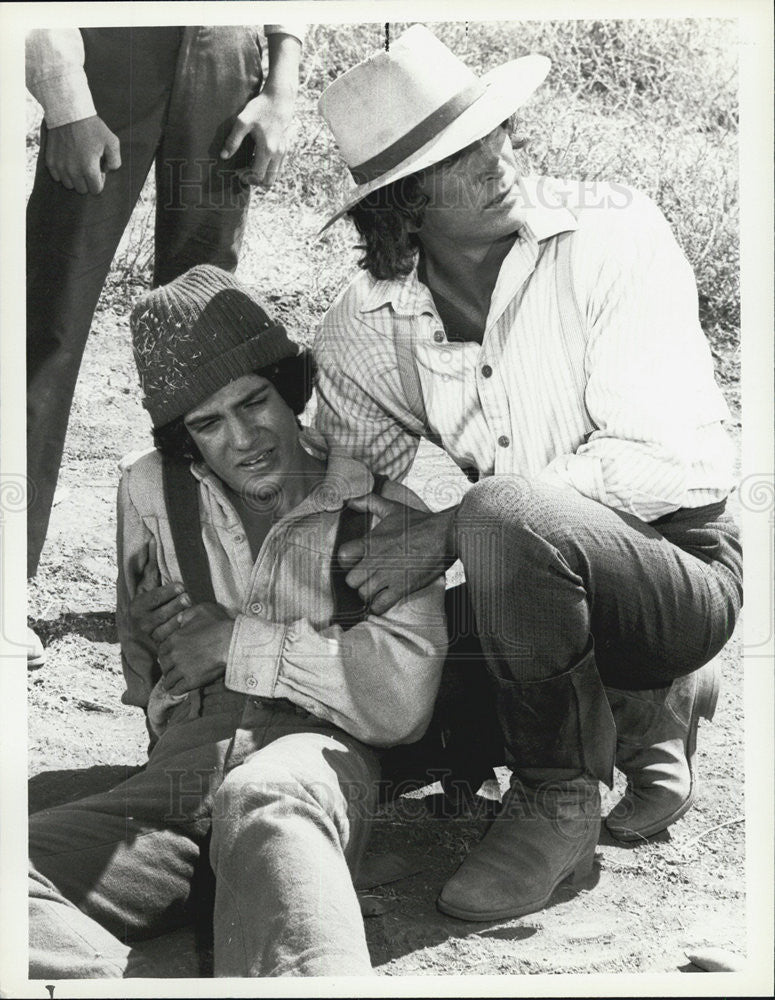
{"left": 348, "top": 116, "right": 525, "bottom": 281}
{"left": 348, "top": 173, "right": 429, "bottom": 282}
{"left": 152, "top": 351, "right": 317, "bottom": 462}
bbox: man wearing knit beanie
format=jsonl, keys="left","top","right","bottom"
{"left": 27, "top": 265, "right": 448, "bottom": 978}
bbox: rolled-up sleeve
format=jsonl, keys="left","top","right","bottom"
{"left": 26, "top": 28, "right": 96, "bottom": 127}
{"left": 263, "top": 24, "right": 305, "bottom": 44}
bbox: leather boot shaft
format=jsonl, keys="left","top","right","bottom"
{"left": 495, "top": 642, "right": 616, "bottom": 787}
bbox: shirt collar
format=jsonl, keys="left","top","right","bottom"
{"left": 190, "top": 426, "right": 374, "bottom": 518}
{"left": 516, "top": 175, "right": 579, "bottom": 242}
{"left": 359, "top": 268, "right": 433, "bottom": 318}
{"left": 358, "top": 174, "right": 578, "bottom": 317}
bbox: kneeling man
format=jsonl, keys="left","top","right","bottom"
{"left": 314, "top": 25, "right": 743, "bottom": 921}
{"left": 28, "top": 265, "right": 446, "bottom": 978}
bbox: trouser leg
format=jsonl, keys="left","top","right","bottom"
{"left": 26, "top": 28, "right": 181, "bottom": 576}
{"left": 29, "top": 778, "right": 202, "bottom": 978}
{"left": 29, "top": 706, "right": 240, "bottom": 978}
{"left": 455, "top": 477, "right": 742, "bottom": 771}
{"left": 210, "top": 730, "right": 379, "bottom": 977}
{"left": 439, "top": 477, "right": 742, "bottom": 920}
{"left": 29, "top": 866, "right": 130, "bottom": 979}
{"left": 153, "top": 26, "right": 263, "bottom": 285}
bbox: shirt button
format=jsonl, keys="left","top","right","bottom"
{"left": 233, "top": 533, "right": 245, "bottom": 543}
{"left": 433, "top": 330, "right": 445, "bottom": 343}
{"left": 498, "top": 435, "right": 510, "bottom": 448}
{"left": 247, "top": 676, "right": 257, "bottom": 688}
{"left": 481, "top": 364, "right": 493, "bottom": 378}
{"left": 249, "top": 602, "right": 263, "bottom": 615}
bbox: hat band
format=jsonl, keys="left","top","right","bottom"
{"left": 349, "top": 78, "right": 487, "bottom": 186}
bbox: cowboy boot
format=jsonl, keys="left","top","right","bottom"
{"left": 437, "top": 645, "right": 614, "bottom": 922}
{"left": 604, "top": 659, "right": 721, "bottom": 841}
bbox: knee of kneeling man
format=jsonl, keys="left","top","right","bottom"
{"left": 458, "top": 475, "right": 533, "bottom": 522}
{"left": 455, "top": 479, "right": 584, "bottom": 576}
{"left": 458, "top": 476, "right": 577, "bottom": 538}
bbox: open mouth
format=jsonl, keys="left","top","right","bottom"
{"left": 238, "top": 447, "right": 275, "bottom": 469}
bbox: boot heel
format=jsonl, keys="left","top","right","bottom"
{"left": 700, "top": 659, "right": 721, "bottom": 722}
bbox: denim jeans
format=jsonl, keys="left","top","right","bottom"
{"left": 29, "top": 691, "right": 379, "bottom": 978}
{"left": 27, "top": 27, "right": 262, "bottom": 576}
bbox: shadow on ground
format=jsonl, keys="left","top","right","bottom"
{"left": 30, "top": 611, "right": 118, "bottom": 646}
{"left": 29, "top": 764, "right": 143, "bottom": 812}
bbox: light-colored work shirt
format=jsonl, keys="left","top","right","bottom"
{"left": 314, "top": 176, "right": 733, "bottom": 523}
{"left": 116, "top": 430, "right": 447, "bottom": 748}
{"left": 26, "top": 25, "right": 305, "bottom": 127}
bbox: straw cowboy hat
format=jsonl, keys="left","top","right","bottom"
{"left": 318, "top": 24, "right": 550, "bottom": 231}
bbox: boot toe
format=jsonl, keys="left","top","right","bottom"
{"left": 605, "top": 746, "right": 694, "bottom": 841}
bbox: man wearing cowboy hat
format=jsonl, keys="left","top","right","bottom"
{"left": 313, "top": 24, "right": 742, "bottom": 921}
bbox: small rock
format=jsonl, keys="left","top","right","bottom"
{"left": 358, "top": 894, "right": 394, "bottom": 918}
{"left": 75, "top": 698, "right": 113, "bottom": 714}
{"left": 685, "top": 947, "right": 744, "bottom": 972}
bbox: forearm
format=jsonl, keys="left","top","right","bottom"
{"left": 263, "top": 32, "right": 301, "bottom": 102}
{"left": 535, "top": 443, "right": 689, "bottom": 522}
{"left": 225, "top": 585, "right": 447, "bottom": 746}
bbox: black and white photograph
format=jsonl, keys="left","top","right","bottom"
{"left": 0, "top": 0, "right": 772, "bottom": 994}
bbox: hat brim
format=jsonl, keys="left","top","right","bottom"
{"left": 317, "top": 54, "right": 550, "bottom": 235}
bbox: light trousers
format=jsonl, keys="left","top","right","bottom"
{"left": 29, "top": 692, "right": 378, "bottom": 978}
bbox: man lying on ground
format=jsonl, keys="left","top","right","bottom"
{"left": 28, "top": 264, "right": 447, "bottom": 979}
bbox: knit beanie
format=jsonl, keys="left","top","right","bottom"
{"left": 130, "top": 265, "right": 300, "bottom": 427}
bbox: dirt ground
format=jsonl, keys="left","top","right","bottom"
{"left": 23, "top": 86, "right": 750, "bottom": 986}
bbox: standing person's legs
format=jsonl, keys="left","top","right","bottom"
{"left": 211, "top": 723, "right": 379, "bottom": 977}
{"left": 26, "top": 28, "right": 182, "bottom": 576}
{"left": 438, "top": 476, "right": 741, "bottom": 920}
{"left": 153, "top": 26, "right": 264, "bottom": 285}
{"left": 29, "top": 701, "right": 241, "bottom": 978}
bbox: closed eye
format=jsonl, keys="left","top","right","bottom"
{"left": 188, "top": 416, "right": 218, "bottom": 433}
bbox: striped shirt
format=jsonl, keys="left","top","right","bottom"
{"left": 314, "top": 176, "right": 733, "bottom": 522}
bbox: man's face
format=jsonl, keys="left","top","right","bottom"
{"left": 184, "top": 374, "right": 303, "bottom": 501}
{"left": 415, "top": 125, "right": 525, "bottom": 247}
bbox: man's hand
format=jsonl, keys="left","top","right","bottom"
{"left": 220, "top": 32, "right": 300, "bottom": 188}
{"left": 129, "top": 541, "right": 191, "bottom": 648}
{"left": 220, "top": 89, "right": 295, "bottom": 188}
{"left": 44, "top": 115, "right": 121, "bottom": 194}
{"left": 339, "top": 494, "right": 458, "bottom": 614}
{"left": 131, "top": 583, "right": 192, "bottom": 648}
{"left": 158, "top": 603, "right": 235, "bottom": 696}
